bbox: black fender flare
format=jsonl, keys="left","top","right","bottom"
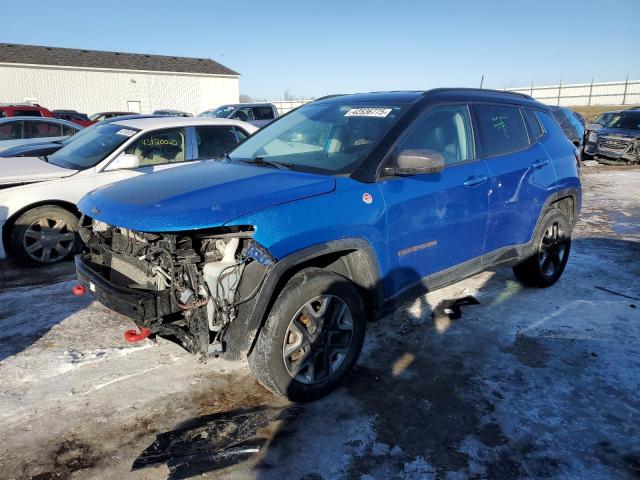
{"left": 222, "top": 238, "right": 384, "bottom": 360}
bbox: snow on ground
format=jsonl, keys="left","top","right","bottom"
{"left": 0, "top": 165, "right": 638, "bottom": 479}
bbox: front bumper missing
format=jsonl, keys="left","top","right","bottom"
{"left": 75, "top": 254, "right": 172, "bottom": 324}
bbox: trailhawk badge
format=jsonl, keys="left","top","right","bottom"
{"left": 91, "top": 207, "right": 101, "bottom": 216}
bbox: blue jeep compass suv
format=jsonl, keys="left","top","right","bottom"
{"left": 76, "top": 89, "right": 581, "bottom": 401}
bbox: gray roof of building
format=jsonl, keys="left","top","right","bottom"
{"left": 0, "top": 43, "right": 239, "bottom": 76}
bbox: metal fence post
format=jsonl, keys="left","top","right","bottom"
{"left": 588, "top": 78, "right": 594, "bottom": 106}
{"left": 557, "top": 80, "right": 562, "bottom": 106}
{"left": 622, "top": 75, "right": 629, "bottom": 105}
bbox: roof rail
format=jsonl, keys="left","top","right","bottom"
{"left": 425, "top": 88, "right": 534, "bottom": 100}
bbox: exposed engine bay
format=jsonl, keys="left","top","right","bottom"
{"left": 78, "top": 216, "right": 276, "bottom": 357}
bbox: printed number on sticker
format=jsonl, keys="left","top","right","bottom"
{"left": 345, "top": 108, "right": 392, "bottom": 118}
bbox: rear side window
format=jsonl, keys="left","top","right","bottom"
{"left": 195, "top": 126, "right": 244, "bottom": 159}
{"left": 523, "top": 109, "right": 544, "bottom": 141}
{"left": 231, "top": 107, "right": 255, "bottom": 122}
{"left": 475, "top": 104, "right": 529, "bottom": 157}
{"left": 14, "top": 109, "right": 42, "bottom": 117}
{"left": 28, "top": 121, "right": 62, "bottom": 138}
{"left": 252, "top": 107, "right": 275, "bottom": 120}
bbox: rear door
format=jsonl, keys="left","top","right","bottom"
{"left": 379, "top": 104, "right": 491, "bottom": 295}
{"left": 194, "top": 125, "right": 247, "bottom": 159}
{"left": 474, "top": 103, "right": 557, "bottom": 257}
{"left": 251, "top": 106, "right": 276, "bottom": 128}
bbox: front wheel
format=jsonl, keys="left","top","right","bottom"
{"left": 513, "top": 209, "right": 572, "bottom": 287}
{"left": 248, "top": 268, "right": 366, "bottom": 402}
{"left": 9, "top": 206, "right": 80, "bottom": 266}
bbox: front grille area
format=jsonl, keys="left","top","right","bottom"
{"left": 598, "top": 137, "right": 632, "bottom": 151}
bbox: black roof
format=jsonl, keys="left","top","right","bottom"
{"left": 315, "top": 89, "right": 542, "bottom": 108}
{"left": 0, "top": 43, "right": 239, "bottom": 76}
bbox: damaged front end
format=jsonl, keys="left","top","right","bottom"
{"left": 76, "top": 216, "right": 275, "bottom": 358}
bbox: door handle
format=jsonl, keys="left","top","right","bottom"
{"left": 532, "top": 158, "right": 550, "bottom": 169}
{"left": 463, "top": 175, "right": 488, "bottom": 187}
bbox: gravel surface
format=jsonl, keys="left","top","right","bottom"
{"left": 0, "top": 165, "right": 638, "bottom": 480}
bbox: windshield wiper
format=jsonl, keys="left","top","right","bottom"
{"left": 39, "top": 155, "right": 49, "bottom": 163}
{"left": 244, "top": 156, "right": 290, "bottom": 170}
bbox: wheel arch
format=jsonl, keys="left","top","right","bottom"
{"left": 224, "top": 238, "right": 384, "bottom": 360}
{"left": 2, "top": 200, "right": 79, "bottom": 255}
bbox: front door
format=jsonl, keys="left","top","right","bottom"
{"left": 378, "top": 104, "right": 490, "bottom": 296}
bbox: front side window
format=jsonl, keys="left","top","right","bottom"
{"left": 200, "top": 105, "right": 236, "bottom": 118}
{"left": 195, "top": 126, "right": 244, "bottom": 159}
{"left": 252, "top": 107, "right": 275, "bottom": 120}
{"left": 396, "top": 105, "right": 474, "bottom": 166}
{"left": 125, "top": 128, "right": 186, "bottom": 166}
{"left": 62, "top": 124, "right": 78, "bottom": 136}
{"left": 475, "top": 104, "right": 529, "bottom": 157}
{"left": 228, "top": 102, "right": 406, "bottom": 174}
{"left": 27, "top": 121, "right": 62, "bottom": 138}
{"left": 48, "top": 123, "right": 140, "bottom": 170}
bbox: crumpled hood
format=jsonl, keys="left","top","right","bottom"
{"left": 597, "top": 128, "right": 640, "bottom": 140}
{"left": 0, "top": 156, "right": 78, "bottom": 185}
{"left": 79, "top": 161, "right": 336, "bottom": 231}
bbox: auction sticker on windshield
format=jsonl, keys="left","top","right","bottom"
{"left": 345, "top": 108, "right": 392, "bottom": 118}
{"left": 116, "top": 129, "right": 137, "bottom": 137}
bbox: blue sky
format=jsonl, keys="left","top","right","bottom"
{"left": 2, "top": 0, "right": 639, "bottom": 99}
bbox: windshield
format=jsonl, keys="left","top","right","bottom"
{"left": 200, "top": 105, "right": 237, "bottom": 118}
{"left": 227, "top": 102, "right": 406, "bottom": 174}
{"left": 48, "top": 123, "right": 139, "bottom": 170}
{"left": 603, "top": 111, "right": 640, "bottom": 130}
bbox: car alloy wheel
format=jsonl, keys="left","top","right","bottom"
{"left": 22, "top": 217, "right": 76, "bottom": 264}
{"left": 282, "top": 294, "right": 354, "bottom": 385}
{"left": 538, "top": 222, "right": 567, "bottom": 279}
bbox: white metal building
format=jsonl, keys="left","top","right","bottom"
{"left": 0, "top": 43, "right": 240, "bottom": 116}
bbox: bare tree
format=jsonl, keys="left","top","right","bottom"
{"left": 239, "top": 93, "right": 254, "bottom": 103}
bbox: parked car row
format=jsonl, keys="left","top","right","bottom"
{"left": 582, "top": 108, "right": 640, "bottom": 164}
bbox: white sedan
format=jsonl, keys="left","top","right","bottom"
{"left": 0, "top": 116, "right": 257, "bottom": 265}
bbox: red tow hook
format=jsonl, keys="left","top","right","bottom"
{"left": 72, "top": 284, "right": 86, "bottom": 296}
{"left": 124, "top": 326, "right": 152, "bottom": 343}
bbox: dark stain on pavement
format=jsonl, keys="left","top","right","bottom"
{"left": 501, "top": 334, "right": 550, "bottom": 368}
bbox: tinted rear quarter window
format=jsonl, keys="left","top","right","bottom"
{"left": 523, "top": 109, "right": 544, "bottom": 140}
{"left": 475, "top": 104, "right": 529, "bottom": 157}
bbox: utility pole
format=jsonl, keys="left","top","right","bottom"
{"left": 479, "top": 75, "right": 484, "bottom": 89}
{"left": 622, "top": 75, "right": 629, "bottom": 105}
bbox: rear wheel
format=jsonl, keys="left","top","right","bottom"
{"left": 248, "top": 268, "right": 366, "bottom": 402}
{"left": 513, "top": 209, "right": 571, "bottom": 287}
{"left": 9, "top": 206, "right": 80, "bottom": 266}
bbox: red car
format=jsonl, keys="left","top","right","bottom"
{"left": 51, "top": 109, "right": 95, "bottom": 127}
{"left": 0, "top": 103, "right": 55, "bottom": 118}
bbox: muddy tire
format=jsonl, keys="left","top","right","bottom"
{"left": 248, "top": 268, "right": 366, "bottom": 402}
{"left": 513, "top": 209, "right": 572, "bottom": 288}
{"left": 9, "top": 206, "right": 80, "bottom": 266}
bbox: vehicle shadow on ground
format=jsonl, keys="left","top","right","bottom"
{"left": 0, "top": 257, "right": 89, "bottom": 361}
{"left": 130, "top": 237, "right": 640, "bottom": 479}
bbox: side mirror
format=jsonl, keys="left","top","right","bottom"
{"left": 586, "top": 123, "right": 603, "bottom": 132}
{"left": 105, "top": 153, "right": 140, "bottom": 171}
{"left": 384, "top": 149, "right": 445, "bottom": 176}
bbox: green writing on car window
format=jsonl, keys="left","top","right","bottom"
{"left": 142, "top": 138, "right": 179, "bottom": 147}
{"left": 492, "top": 115, "right": 510, "bottom": 138}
